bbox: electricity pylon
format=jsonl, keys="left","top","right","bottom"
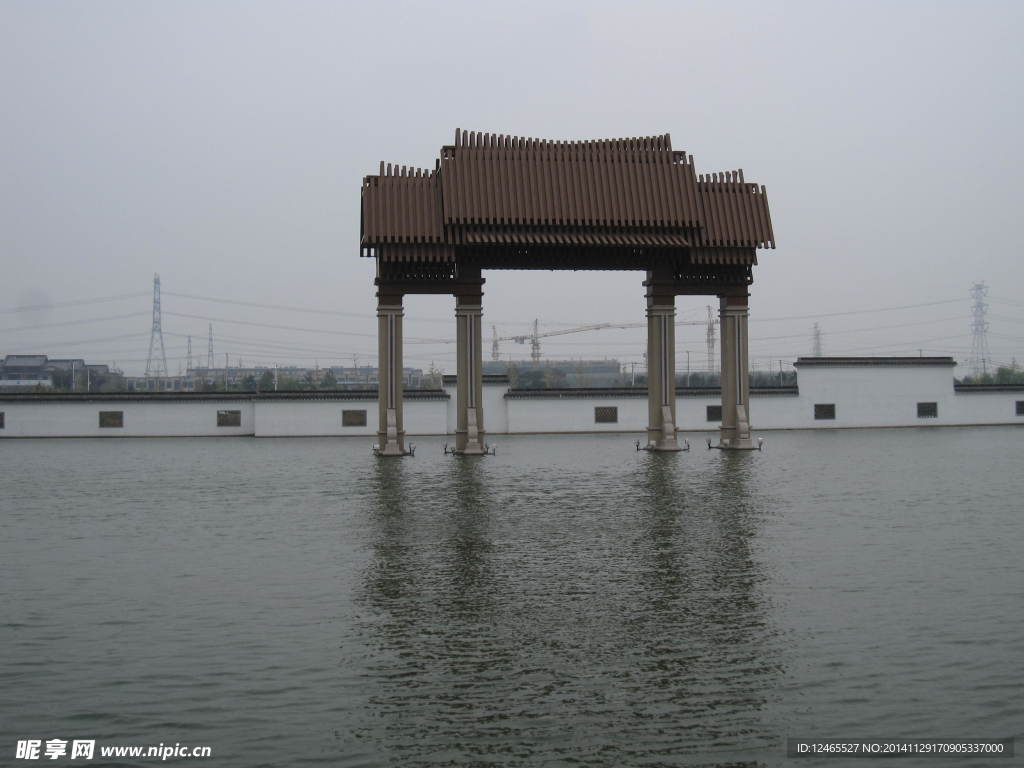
{"left": 145, "top": 273, "right": 169, "bottom": 378}
{"left": 968, "top": 282, "right": 992, "bottom": 379}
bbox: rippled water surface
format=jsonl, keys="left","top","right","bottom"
{"left": 2, "top": 429, "right": 1022, "bottom": 766}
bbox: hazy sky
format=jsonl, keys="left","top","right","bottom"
{"left": 3, "top": 0, "right": 1023, "bottom": 376}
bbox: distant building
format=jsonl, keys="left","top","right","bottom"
{"left": 0, "top": 355, "right": 52, "bottom": 389}
{"left": 124, "top": 365, "right": 426, "bottom": 392}
{"left": 0, "top": 355, "right": 120, "bottom": 392}
{"left": 485, "top": 359, "right": 625, "bottom": 388}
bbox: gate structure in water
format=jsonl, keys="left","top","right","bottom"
{"left": 360, "top": 130, "right": 775, "bottom": 455}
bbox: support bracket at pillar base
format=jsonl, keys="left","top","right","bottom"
{"left": 637, "top": 437, "right": 689, "bottom": 452}
{"left": 706, "top": 437, "right": 764, "bottom": 452}
{"left": 444, "top": 442, "right": 496, "bottom": 456}
{"left": 639, "top": 407, "right": 687, "bottom": 451}
{"left": 372, "top": 443, "right": 416, "bottom": 457}
{"left": 461, "top": 409, "right": 485, "bottom": 454}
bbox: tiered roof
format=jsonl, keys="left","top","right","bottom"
{"left": 361, "top": 129, "right": 774, "bottom": 265}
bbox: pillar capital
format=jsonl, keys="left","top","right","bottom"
{"left": 376, "top": 283, "right": 405, "bottom": 305}
{"left": 720, "top": 293, "right": 749, "bottom": 307}
{"left": 721, "top": 305, "right": 749, "bottom": 318}
{"left": 454, "top": 293, "right": 482, "bottom": 314}
{"left": 644, "top": 264, "right": 676, "bottom": 306}
{"left": 453, "top": 269, "right": 485, "bottom": 303}
{"left": 719, "top": 293, "right": 749, "bottom": 318}
{"left": 646, "top": 304, "right": 676, "bottom": 317}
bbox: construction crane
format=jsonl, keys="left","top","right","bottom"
{"left": 492, "top": 314, "right": 716, "bottom": 363}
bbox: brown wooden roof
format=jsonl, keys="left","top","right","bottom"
{"left": 360, "top": 130, "right": 774, "bottom": 263}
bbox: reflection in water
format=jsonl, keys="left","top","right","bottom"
{"left": 625, "top": 452, "right": 782, "bottom": 764}
{"left": 357, "top": 457, "right": 513, "bottom": 765}
{"left": 6, "top": 431, "right": 1021, "bottom": 767}
{"left": 441, "top": 458, "right": 495, "bottom": 620}
{"left": 353, "top": 446, "right": 783, "bottom": 766}
{"left": 704, "top": 454, "right": 783, "bottom": 750}
{"left": 637, "top": 453, "right": 690, "bottom": 607}
{"left": 363, "top": 459, "right": 418, "bottom": 604}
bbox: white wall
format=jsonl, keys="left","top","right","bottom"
{"left": 1, "top": 368, "right": 1021, "bottom": 439}
{"left": 444, "top": 381, "right": 456, "bottom": 434}
{"left": 484, "top": 383, "right": 509, "bottom": 434}
{"left": 739, "top": 394, "right": 808, "bottom": 430}
{"left": 507, "top": 395, "right": 649, "bottom": 433}
{"left": 254, "top": 399, "right": 376, "bottom": 437}
{"left": 797, "top": 364, "right": 952, "bottom": 428}
{"left": 950, "top": 391, "right": 1024, "bottom": 425}
{"left": 504, "top": 392, "right": 808, "bottom": 434}
{"left": 677, "top": 393, "right": 807, "bottom": 432}
{"left": 405, "top": 399, "right": 449, "bottom": 436}
{"left": 443, "top": 381, "right": 509, "bottom": 435}
{"left": 253, "top": 397, "right": 448, "bottom": 437}
{"left": 0, "top": 399, "right": 253, "bottom": 437}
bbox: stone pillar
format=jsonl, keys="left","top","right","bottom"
{"left": 454, "top": 289, "right": 485, "bottom": 455}
{"left": 719, "top": 294, "right": 752, "bottom": 449}
{"left": 644, "top": 276, "right": 681, "bottom": 451}
{"left": 376, "top": 291, "right": 406, "bottom": 456}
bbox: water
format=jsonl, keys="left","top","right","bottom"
{"left": 1, "top": 428, "right": 1022, "bottom": 767}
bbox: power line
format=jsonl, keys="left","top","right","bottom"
{"left": 4, "top": 332, "right": 150, "bottom": 350}
{"left": 0, "top": 311, "right": 149, "bottom": 333}
{"left": 747, "top": 315, "right": 969, "bottom": 344}
{"left": 829, "top": 333, "right": 973, "bottom": 354}
{"left": 0, "top": 292, "right": 148, "bottom": 315}
{"left": 164, "top": 290, "right": 378, "bottom": 320}
{"left": 164, "top": 290, "right": 495, "bottom": 326}
{"left": 163, "top": 312, "right": 976, "bottom": 353}
{"left": 163, "top": 289, "right": 713, "bottom": 328}
{"left": 162, "top": 310, "right": 452, "bottom": 343}
{"left": 523, "top": 314, "right": 970, "bottom": 348}
{"left": 988, "top": 331, "right": 1024, "bottom": 341}
{"left": 165, "top": 331, "right": 375, "bottom": 359}
{"left": 753, "top": 297, "right": 964, "bottom": 322}
{"left": 989, "top": 296, "right": 1024, "bottom": 308}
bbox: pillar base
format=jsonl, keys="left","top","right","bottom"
{"left": 445, "top": 438, "right": 495, "bottom": 457}
{"left": 708, "top": 433, "right": 763, "bottom": 451}
{"left": 709, "top": 441, "right": 760, "bottom": 451}
{"left": 374, "top": 444, "right": 415, "bottom": 457}
{"left": 453, "top": 438, "right": 486, "bottom": 455}
{"left": 640, "top": 436, "right": 686, "bottom": 452}
{"left": 373, "top": 432, "right": 414, "bottom": 457}
{"left": 641, "top": 443, "right": 686, "bottom": 453}
{"left": 453, "top": 408, "right": 486, "bottom": 455}
{"left": 373, "top": 407, "right": 413, "bottom": 457}
{"left": 641, "top": 406, "right": 685, "bottom": 451}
